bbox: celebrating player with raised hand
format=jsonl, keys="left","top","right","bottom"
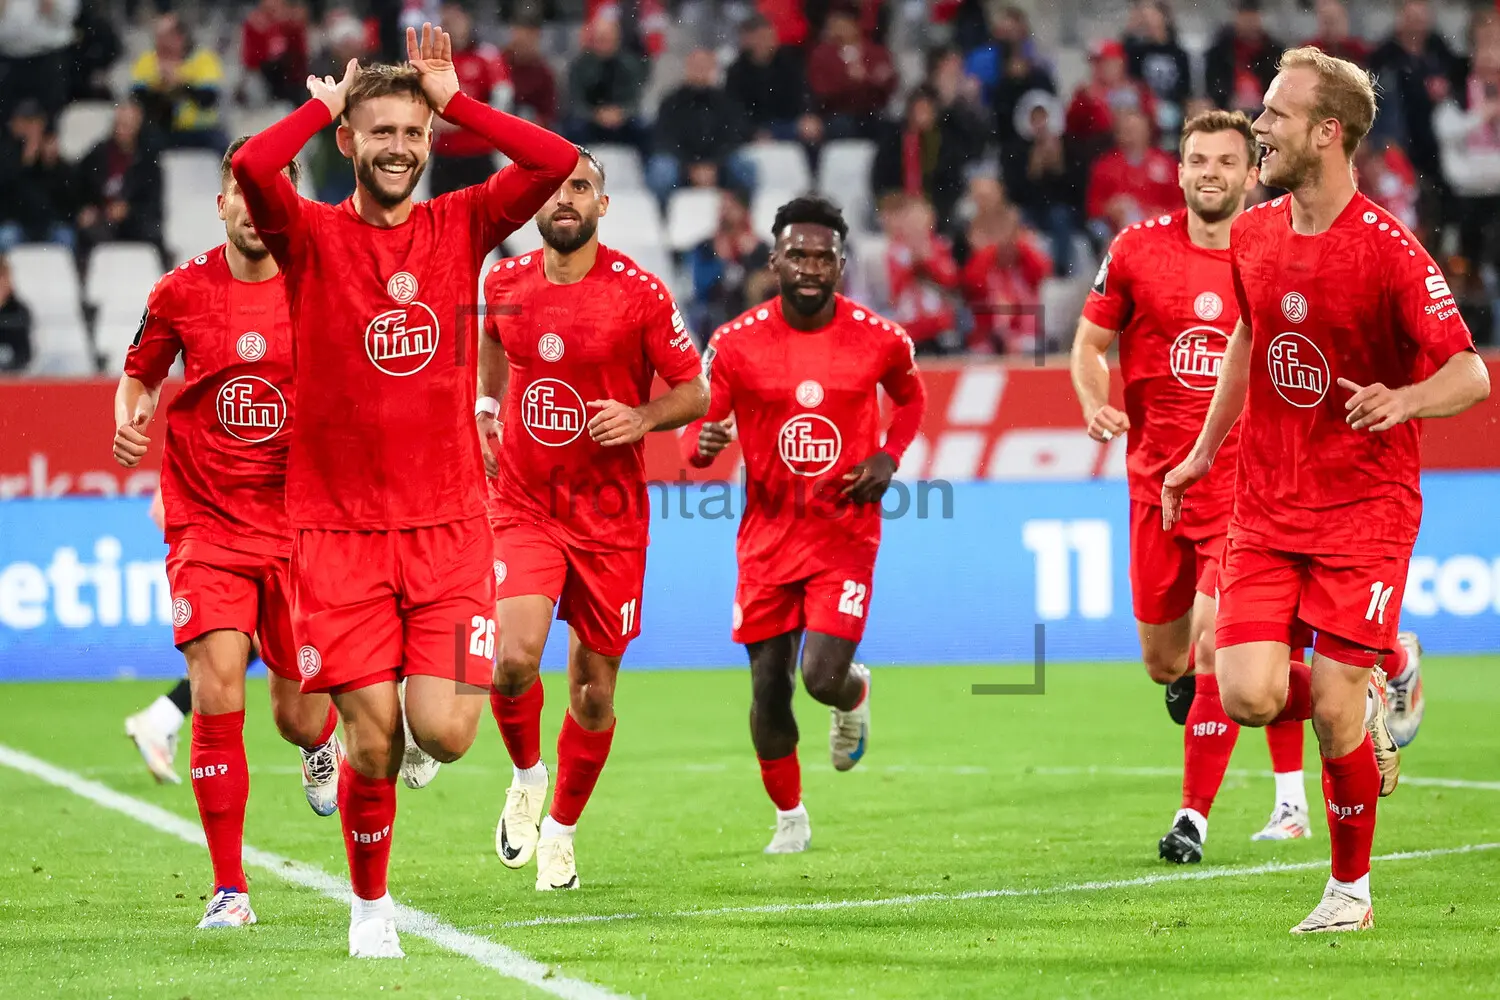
{"left": 231, "top": 23, "right": 576, "bottom": 957}
{"left": 479, "top": 149, "right": 708, "bottom": 891}
{"left": 1071, "top": 110, "right": 1319, "bottom": 862}
{"left": 685, "top": 195, "right": 926, "bottom": 854}
{"left": 1164, "top": 48, "right": 1489, "bottom": 933}
{"left": 112, "top": 140, "right": 343, "bottom": 930}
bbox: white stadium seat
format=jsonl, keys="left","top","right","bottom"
{"left": 86, "top": 244, "right": 165, "bottom": 373}
{"left": 501, "top": 217, "right": 543, "bottom": 256}
{"left": 817, "top": 139, "right": 877, "bottom": 231}
{"left": 751, "top": 188, "right": 797, "bottom": 243}
{"left": 741, "top": 141, "right": 812, "bottom": 195}
{"left": 589, "top": 144, "right": 646, "bottom": 192}
{"left": 163, "top": 150, "right": 228, "bottom": 262}
{"left": 227, "top": 102, "right": 293, "bottom": 142}
{"left": 7, "top": 245, "right": 93, "bottom": 374}
{"left": 599, "top": 191, "right": 665, "bottom": 251}
{"left": 665, "top": 187, "right": 719, "bottom": 252}
{"left": 57, "top": 101, "right": 116, "bottom": 162}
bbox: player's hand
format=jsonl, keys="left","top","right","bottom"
{"left": 841, "top": 451, "right": 897, "bottom": 504}
{"left": 112, "top": 397, "right": 155, "bottom": 468}
{"left": 407, "top": 23, "right": 460, "bottom": 115}
{"left": 586, "top": 399, "right": 650, "bottom": 447}
{"left": 308, "top": 58, "right": 358, "bottom": 118}
{"left": 696, "top": 416, "right": 735, "bottom": 459}
{"left": 1339, "top": 377, "right": 1414, "bottom": 433}
{"left": 1086, "top": 404, "right": 1130, "bottom": 443}
{"left": 476, "top": 412, "right": 503, "bottom": 478}
{"left": 1160, "top": 453, "right": 1212, "bottom": 530}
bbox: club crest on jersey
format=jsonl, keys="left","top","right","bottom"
{"left": 1192, "top": 292, "right": 1222, "bottom": 321}
{"left": 522, "top": 378, "right": 586, "bottom": 446}
{"left": 1171, "top": 327, "right": 1228, "bottom": 391}
{"left": 494, "top": 560, "right": 507, "bottom": 585}
{"left": 778, "top": 413, "right": 842, "bottom": 476}
{"left": 171, "top": 598, "right": 192, "bottom": 628}
{"left": 795, "top": 379, "right": 825, "bottom": 407}
{"left": 1268, "top": 332, "right": 1330, "bottom": 407}
{"left": 236, "top": 331, "right": 267, "bottom": 362}
{"left": 732, "top": 601, "right": 743, "bottom": 630}
{"left": 297, "top": 645, "right": 322, "bottom": 679}
{"left": 1281, "top": 291, "right": 1308, "bottom": 324}
{"left": 365, "top": 303, "right": 441, "bottom": 376}
{"left": 538, "top": 332, "right": 565, "bottom": 362}
{"left": 216, "top": 376, "right": 286, "bottom": 443}
{"left": 387, "top": 271, "right": 418, "bottom": 304}
{"left": 1092, "top": 253, "right": 1110, "bottom": 295}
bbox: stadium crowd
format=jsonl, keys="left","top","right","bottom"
{"left": 2, "top": 0, "right": 1499, "bottom": 372}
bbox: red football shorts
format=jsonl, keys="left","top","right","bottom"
{"left": 165, "top": 535, "right": 297, "bottom": 680}
{"left": 1215, "top": 537, "right": 1409, "bottom": 659}
{"left": 1128, "top": 498, "right": 1229, "bottom": 625}
{"left": 290, "top": 516, "right": 495, "bottom": 693}
{"left": 733, "top": 565, "right": 875, "bottom": 646}
{"left": 491, "top": 521, "right": 645, "bottom": 658}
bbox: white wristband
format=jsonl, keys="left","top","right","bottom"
{"left": 475, "top": 396, "right": 500, "bottom": 419}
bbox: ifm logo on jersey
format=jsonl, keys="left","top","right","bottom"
{"left": 365, "top": 271, "right": 440, "bottom": 376}
{"left": 216, "top": 376, "right": 286, "bottom": 442}
{"left": 522, "top": 378, "right": 586, "bottom": 446}
{"left": 1268, "top": 332, "right": 1330, "bottom": 407}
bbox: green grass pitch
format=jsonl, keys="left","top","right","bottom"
{"left": 2, "top": 659, "right": 1499, "bottom": 999}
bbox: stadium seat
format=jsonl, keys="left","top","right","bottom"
{"left": 817, "top": 139, "right": 877, "bottom": 231}
{"left": 163, "top": 150, "right": 228, "bottom": 262}
{"left": 7, "top": 245, "right": 94, "bottom": 373}
{"left": 751, "top": 188, "right": 797, "bottom": 243}
{"left": 501, "top": 217, "right": 543, "bottom": 256}
{"left": 665, "top": 187, "right": 719, "bottom": 252}
{"left": 741, "top": 141, "right": 812, "bottom": 194}
{"left": 227, "top": 102, "right": 293, "bottom": 141}
{"left": 600, "top": 191, "right": 666, "bottom": 250}
{"left": 86, "top": 244, "right": 165, "bottom": 373}
{"left": 57, "top": 102, "right": 115, "bottom": 162}
{"left": 589, "top": 144, "right": 646, "bottom": 192}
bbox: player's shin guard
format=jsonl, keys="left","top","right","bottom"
{"left": 190, "top": 710, "right": 249, "bottom": 891}
{"left": 1322, "top": 735, "right": 1379, "bottom": 888}
{"left": 758, "top": 751, "right": 802, "bottom": 811}
{"left": 338, "top": 760, "right": 397, "bottom": 900}
{"left": 1182, "top": 673, "right": 1239, "bottom": 818}
{"left": 490, "top": 680, "right": 544, "bottom": 770}
{"left": 1273, "top": 657, "right": 1313, "bottom": 724}
{"left": 549, "top": 713, "right": 614, "bottom": 826}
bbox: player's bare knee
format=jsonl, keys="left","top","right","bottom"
{"left": 801, "top": 661, "right": 851, "bottom": 705}
{"left": 270, "top": 700, "right": 322, "bottom": 748}
{"left": 494, "top": 643, "right": 543, "bottom": 694}
{"left": 1193, "top": 632, "right": 1217, "bottom": 676}
{"left": 417, "top": 717, "right": 478, "bottom": 762}
{"left": 345, "top": 734, "right": 401, "bottom": 779}
{"left": 1220, "top": 688, "right": 1278, "bottom": 727}
{"left": 569, "top": 681, "right": 615, "bottom": 729}
{"left": 1142, "top": 649, "right": 1185, "bottom": 686}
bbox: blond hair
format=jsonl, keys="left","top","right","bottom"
{"left": 1179, "top": 109, "right": 1258, "bottom": 164}
{"left": 343, "top": 63, "right": 427, "bottom": 120}
{"left": 1277, "top": 46, "right": 1377, "bottom": 156}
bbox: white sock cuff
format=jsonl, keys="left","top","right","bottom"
{"left": 1176, "top": 808, "right": 1208, "bottom": 841}
{"left": 147, "top": 694, "right": 186, "bottom": 734}
{"left": 776, "top": 803, "right": 807, "bottom": 820}
{"left": 514, "top": 762, "right": 548, "bottom": 786}
{"left": 1328, "top": 873, "right": 1371, "bottom": 902}
{"left": 351, "top": 892, "right": 395, "bottom": 922}
{"left": 540, "top": 816, "right": 576, "bottom": 838}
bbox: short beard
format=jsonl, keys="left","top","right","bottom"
{"left": 355, "top": 156, "right": 424, "bottom": 208}
{"left": 228, "top": 231, "right": 271, "bottom": 260}
{"left": 783, "top": 283, "right": 832, "bottom": 316}
{"left": 539, "top": 215, "right": 598, "bottom": 254}
{"left": 1265, "top": 131, "right": 1320, "bottom": 191}
{"left": 1186, "top": 189, "right": 1243, "bottom": 224}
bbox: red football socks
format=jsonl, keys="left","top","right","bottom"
{"left": 1181, "top": 673, "right": 1239, "bottom": 817}
{"left": 1273, "top": 657, "right": 1313, "bottom": 724}
{"left": 190, "top": 710, "right": 249, "bottom": 891}
{"left": 315, "top": 702, "right": 338, "bottom": 746}
{"left": 1322, "top": 735, "right": 1379, "bottom": 882}
{"left": 490, "top": 680, "right": 544, "bottom": 769}
{"left": 338, "top": 761, "right": 397, "bottom": 900}
{"left": 550, "top": 712, "right": 615, "bottom": 826}
{"left": 758, "top": 751, "right": 802, "bottom": 811}
{"left": 1384, "top": 641, "right": 1410, "bottom": 682}
{"left": 1266, "top": 718, "right": 1305, "bottom": 773}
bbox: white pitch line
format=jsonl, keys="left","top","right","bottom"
{"left": 497, "top": 841, "right": 1500, "bottom": 929}
{"left": 1029, "top": 765, "right": 1500, "bottom": 791}
{"left": 0, "top": 744, "right": 624, "bottom": 1000}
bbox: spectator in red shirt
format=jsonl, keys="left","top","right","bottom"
{"left": 1204, "top": 0, "right": 1281, "bottom": 115}
{"left": 882, "top": 194, "right": 961, "bottom": 354}
{"left": 1356, "top": 138, "right": 1420, "bottom": 231}
{"left": 502, "top": 18, "right": 558, "bottom": 127}
{"left": 429, "top": 3, "right": 511, "bottom": 196}
{"left": 240, "top": 0, "right": 308, "bottom": 105}
{"left": 1065, "top": 40, "right": 1157, "bottom": 163}
{"left": 1084, "top": 106, "right": 1181, "bottom": 243}
{"left": 961, "top": 203, "right": 1053, "bottom": 355}
{"left": 806, "top": 9, "right": 898, "bottom": 139}
{"left": 1303, "top": 0, "right": 1370, "bottom": 66}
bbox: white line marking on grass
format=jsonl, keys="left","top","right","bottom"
{"left": 1030, "top": 765, "right": 1500, "bottom": 791}
{"left": 497, "top": 842, "right": 1500, "bottom": 929}
{"left": 0, "top": 744, "right": 624, "bottom": 1000}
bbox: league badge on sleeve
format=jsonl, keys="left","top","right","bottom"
{"left": 1092, "top": 253, "right": 1111, "bottom": 296}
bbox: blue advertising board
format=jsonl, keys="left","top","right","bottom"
{"left": 3, "top": 474, "right": 1499, "bottom": 681}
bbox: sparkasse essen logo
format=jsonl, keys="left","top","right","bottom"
{"left": 522, "top": 378, "right": 586, "bottom": 447}
{"left": 778, "top": 414, "right": 842, "bottom": 476}
{"left": 1267, "top": 332, "right": 1330, "bottom": 407}
{"left": 216, "top": 376, "right": 286, "bottom": 443}
{"left": 1170, "top": 326, "right": 1227, "bottom": 391}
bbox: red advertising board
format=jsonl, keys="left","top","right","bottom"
{"left": 4, "top": 359, "right": 1497, "bottom": 496}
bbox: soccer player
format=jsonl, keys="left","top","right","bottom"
{"left": 1071, "top": 110, "right": 1321, "bottom": 861}
{"left": 684, "top": 195, "right": 926, "bottom": 854}
{"left": 112, "top": 139, "right": 344, "bottom": 929}
{"left": 231, "top": 25, "right": 576, "bottom": 957}
{"left": 479, "top": 150, "right": 709, "bottom": 890}
{"left": 1163, "top": 48, "right": 1489, "bottom": 932}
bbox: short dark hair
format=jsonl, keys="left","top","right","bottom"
{"left": 1178, "top": 109, "right": 1258, "bottom": 165}
{"left": 222, "top": 135, "right": 301, "bottom": 190}
{"left": 771, "top": 194, "right": 849, "bottom": 242}
{"left": 575, "top": 143, "right": 606, "bottom": 190}
{"left": 344, "top": 62, "right": 427, "bottom": 120}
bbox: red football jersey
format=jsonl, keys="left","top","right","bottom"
{"left": 233, "top": 96, "right": 576, "bottom": 531}
{"left": 483, "top": 245, "right": 703, "bottom": 550}
{"left": 123, "top": 246, "right": 293, "bottom": 556}
{"left": 1082, "top": 209, "right": 1241, "bottom": 508}
{"left": 691, "top": 295, "right": 925, "bottom": 584}
{"left": 1229, "top": 192, "right": 1475, "bottom": 556}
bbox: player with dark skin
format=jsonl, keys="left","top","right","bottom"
{"left": 696, "top": 221, "right": 894, "bottom": 761}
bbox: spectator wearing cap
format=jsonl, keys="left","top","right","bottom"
{"left": 726, "top": 15, "right": 820, "bottom": 145}
{"left": 0, "top": 0, "right": 78, "bottom": 123}
{"left": 1003, "top": 90, "right": 1080, "bottom": 276}
{"left": 0, "top": 254, "right": 32, "bottom": 373}
{"left": 1205, "top": 0, "right": 1281, "bottom": 115}
{"left": 74, "top": 99, "right": 165, "bottom": 270}
{"left": 0, "top": 100, "right": 74, "bottom": 251}
{"left": 1371, "top": 0, "right": 1463, "bottom": 182}
{"left": 429, "top": 3, "right": 512, "bottom": 196}
{"left": 806, "top": 9, "right": 898, "bottom": 140}
{"left": 871, "top": 85, "right": 980, "bottom": 230}
{"left": 131, "top": 14, "right": 228, "bottom": 151}
{"left": 960, "top": 203, "right": 1052, "bottom": 355}
{"left": 685, "top": 187, "right": 775, "bottom": 340}
{"left": 646, "top": 48, "right": 754, "bottom": 207}
{"left": 1303, "top": 0, "right": 1370, "bottom": 67}
{"left": 1084, "top": 106, "right": 1181, "bottom": 246}
{"left": 1124, "top": 0, "right": 1191, "bottom": 140}
{"left": 1065, "top": 40, "right": 1157, "bottom": 167}
{"left": 564, "top": 13, "right": 649, "bottom": 153}
{"left": 503, "top": 19, "right": 558, "bottom": 127}
{"left": 241, "top": 0, "right": 309, "bottom": 105}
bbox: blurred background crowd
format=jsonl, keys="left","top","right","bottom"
{"left": 3, "top": 0, "right": 1499, "bottom": 375}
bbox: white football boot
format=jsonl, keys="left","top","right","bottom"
{"left": 829, "top": 663, "right": 871, "bottom": 772}
{"left": 764, "top": 807, "right": 812, "bottom": 854}
{"left": 1366, "top": 668, "right": 1401, "bottom": 797}
{"left": 496, "top": 764, "right": 549, "bottom": 869}
{"left": 1386, "top": 631, "right": 1425, "bottom": 748}
{"left": 398, "top": 680, "right": 440, "bottom": 790}
{"left": 1290, "top": 884, "right": 1374, "bottom": 934}
{"left": 349, "top": 893, "right": 405, "bottom": 958}
{"left": 1251, "top": 801, "right": 1312, "bottom": 841}
{"left": 197, "top": 888, "right": 256, "bottom": 929}
{"left": 124, "top": 702, "right": 182, "bottom": 785}
{"left": 535, "top": 829, "right": 580, "bottom": 891}
{"left": 300, "top": 734, "right": 343, "bottom": 817}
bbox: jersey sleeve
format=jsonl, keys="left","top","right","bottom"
{"left": 1385, "top": 236, "right": 1476, "bottom": 368}
{"left": 229, "top": 99, "right": 325, "bottom": 262}
{"left": 638, "top": 281, "right": 702, "bottom": 385}
{"left": 122, "top": 275, "right": 182, "bottom": 382}
{"left": 1080, "top": 232, "right": 1133, "bottom": 330}
{"left": 481, "top": 264, "right": 515, "bottom": 342}
{"left": 878, "top": 325, "right": 926, "bottom": 462}
{"left": 685, "top": 328, "right": 735, "bottom": 467}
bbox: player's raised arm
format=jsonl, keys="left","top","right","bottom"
{"left": 1070, "top": 317, "right": 1129, "bottom": 442}
{"left": 1162, "top": 316, "right": 1251, "bottom": 528}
